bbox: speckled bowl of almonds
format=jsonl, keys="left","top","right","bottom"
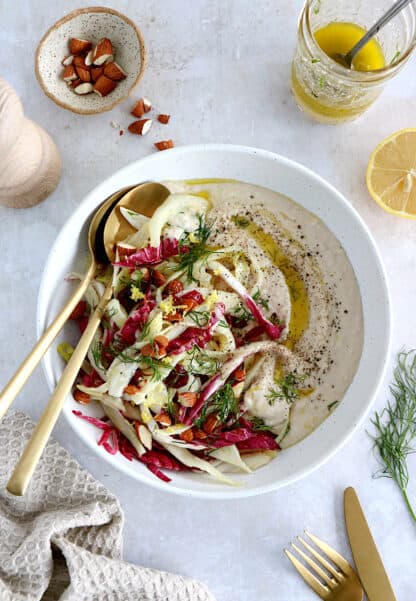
{"left": 35, "top": 6, "right": 146, "bottom": 114}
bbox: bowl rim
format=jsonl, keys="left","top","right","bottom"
{"left": 34, "top": 5, "right": 146, "bottom": 115}
{"left": 37, "top": 144, "right": 392, "bottom": 499}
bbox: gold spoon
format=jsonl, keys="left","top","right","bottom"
{"left": 7, "top": 182, "right": 170, "bottom": 496}
{"left": 0, "top": 186, "right": 133, "bottom": 422}
{"left": 333, "top": 0, "right": 412, "bottom": 68}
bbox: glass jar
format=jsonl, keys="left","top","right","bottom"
{"left": 291, "top": 0, "right": 416, "bottom": 124}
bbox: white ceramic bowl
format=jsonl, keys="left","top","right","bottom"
{"left": 37, "top": 145, "right": 391, "bottom": 499}
{"left": 35, "top": 7, "right": 146, "bottom": 114}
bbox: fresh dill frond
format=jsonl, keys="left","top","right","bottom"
{"left": 252, "top": 289, "right": 270, "bottom": 310}
{"left": 188, "top": 309, "right": 211, "bottom": 327}
{"left": 232, "top": 303, "right": 252, "bottom": 323}
{"left": 194, "top": 383, "right": 239, "bottom": 428}
{"left": 266, "top": 372, "right": 306, "bottom": 406}
{"left": 247, "top": 416, "right": 272, "bottom": 432}
{"left": 140, "top": 355, "right": 171, "bottom": 381}
{"left": 371, "top": 349, "right": 416, "bottom": 523}
{"left": 91, "top": 340, "right": 103, "bottom": 369}
{"left": 186, "top": 346, "right": 220, "bottom": 376}
{"left": 178, "top": 214, "right": 214, "bottom": 281}
{"left": 211, "top": 383, "right": 239, "bottom": 423}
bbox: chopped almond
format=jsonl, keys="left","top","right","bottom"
{"left": 124, "top": 384, "right": 141, "bottom": 395}
{"left": 193, "top": 428, "right": 208, "bottom": 440}
{"left": 74, "top": 82, "right": 94, "bottom": 94}
{"left": 104, "top": 61, "right": 127, "bottom": 81}
{"left": 93, "top": 37, "right": 113, "bottom": 65}
{"left": 93, "top": 75, "right": 117, "bottom": 97}
{"left": 178, "top": 391, "right": 198, "bottom": 407}
{"left": 131, "top": 98, "right": 145, "bottom": 118}
{"left": 75, "top": 65, "right": 91, "bottom": 82}
{"left": 143, "top": 97, "right": 152, "bottom": 112}
{"left": 166, "top": 279, "right": 184, "bottom": 295}
{"left": 141, "top": 343, "right": 156, "bottom": 357}
{"left": 91, "top": 66, "right": 104, "bottom": 82}
{"left": 180, "top": 429, "right": 194, "bottom": 442}
{"left": 63, "top": 64, "right": 77, "bottom": 82}
{"left": 157, "top": 114, "right": 170, "bottom": 124}
{"left": 203, "top": 413, "right": 218, "bottom": 434}
{"left": 155, "top": 412, "right": 172, "bottom": 426}
{"left": 154, "top": 140, "right": 174, "bottom": 151}
{"left": 69, "top": 38, "right": 92, "bottom": 55}
{"left": 233, "top": 367, "right": 246, "bottom": 382}
{"left": 128, "top": 119, "right": 152, "bottom": 136}
{"left": 73, "top": 55, "right": 86, "bottom": 68}
{"left": 152, "top": 270, "right": 167, "bottom": 286}
{"left": 74, "top": 390, "right": 91, "bottom": 405}
{"left": 154, "top": 334, "right": 169, "bottom": 348}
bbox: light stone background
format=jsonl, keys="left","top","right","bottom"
{"left": 1, "top": 1, "right": 416, "bottom": 599}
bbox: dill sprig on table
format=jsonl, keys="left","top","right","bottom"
{"left": 371, "top": 349, "right": 416, "bottom": 523}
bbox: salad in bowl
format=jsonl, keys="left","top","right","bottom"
{"left": 60, "top": 178, "right": 363, "bottom": 486}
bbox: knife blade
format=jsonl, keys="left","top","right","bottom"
{"left": 344, "top": 486, "right": 397, "bottom": 601}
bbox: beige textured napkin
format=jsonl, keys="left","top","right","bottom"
{"left": 0, "top": 411, "right": 216, "bottom": 601}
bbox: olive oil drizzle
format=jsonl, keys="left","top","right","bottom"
{"left": 233, "top": 216, "right": 310, "bottom": 348}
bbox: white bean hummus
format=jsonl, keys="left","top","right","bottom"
{"left": 165, "top": 179, "right": 363, "bottom": 447}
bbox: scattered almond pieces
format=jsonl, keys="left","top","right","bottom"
{"left": 157, "top": 114, "right": 170, "bottom": 124}
{"left": 61, "top": 37, "right": 126, "bottom": 98}
{"left": 154, "top": 140, "right": 174, "bottom": 151}
{"left": 128, "top": 119, "right": 152, "bottom": 136}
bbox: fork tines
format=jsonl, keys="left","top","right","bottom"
{"left": 284, "top": 531, "right": 352, "bottom": 599}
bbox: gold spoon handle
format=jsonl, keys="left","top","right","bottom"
{"left": 6, "top": 281, "right": 113, "bottom": 496}
{"left": 0, "top": 267, "right": 96, "bottom": 421}
{"left": 0, "top": 268, "right": 95, "bottom": 419}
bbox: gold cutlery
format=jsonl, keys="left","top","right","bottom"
{"left": 6, "top": 182, "right": 170, "bottom": 495}
{"left": 344, "top": 486, "right": 397, "bottom": 601}
{"left": 285, "top": 531, "right": 363, "bottom": 600}
{"left": 0, "top": 186, "right": 132, "bottom": 421}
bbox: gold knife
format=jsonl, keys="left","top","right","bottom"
{"left": 344, "top": 486, "right": 397, "bottom": 601}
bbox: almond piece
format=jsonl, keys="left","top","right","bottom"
{"left": 157, "top": 114, "right": 170, "bottom": 124}
{"left": 103, "top": 61, "right": 127, "bottom": 81}
{"left": 154, "top": 412, "right": 172, "bottom": 426}
{"left": 75, "top": 65, "right": 91, "bottom": 82}
{"left": 128, "top": 119, "right": 152, "bottom": 136}
{"left": 70, "top": 78, "right": 82, "bottom": 88}
{"left": 69, "top": 38, "right": 92, "bottom": 56}
{"left": 180, "top": 429, "right": 194, "bottom": 442}
{"left": 62, "top": 55, "right": 74, "bottom": 66}
{"left": 74, "top": 82, "right": 94, "bottom": 95}
{"left": 143, "top": 97, "right": 152, "bottom": 112}
{"left": 154, "top": 139, "right": 174, "bottom": 151}
{"left": 131, "top": 98, "right": 145, "bottom": 118}
{"left": 74, "top": 390, "right": 91, "bottom": 405}
{"left": 93, "top": 75, "right": 117, "bottom": 97}
{"left": 63, "top": 64, "right": 77, "bottom": 82}
{"left": 85, "top": 49, "right": 94, "bottom": 66}
{"left": 91, "top": 66, "right": 104, "bottom": 82}
{"left": 178, "top": 391, "right": 198, "bottom": 407}
{"left": 73, "top": 55, "right": 86, "bottom": 68}
{"left": 93, "top": 38, "right": 113, "bottom": 65}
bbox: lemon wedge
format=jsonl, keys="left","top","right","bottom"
{"left": 366, "top": 128, "right": 416, "bottom": 219}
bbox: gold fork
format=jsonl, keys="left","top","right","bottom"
{"left": 285, "top": 531, "right": 363, "bottom": 600}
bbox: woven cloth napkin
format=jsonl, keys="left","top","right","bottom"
{"left": 0, "top": 411, "right": 216, "bottom": 601}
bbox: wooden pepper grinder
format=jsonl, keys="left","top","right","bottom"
{"left": 0, "top": 78, "right": 61, "bottom": 208}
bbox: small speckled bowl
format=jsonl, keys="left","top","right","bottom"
{"left": 35, "top": 7, "right": 146, "bottom": 115}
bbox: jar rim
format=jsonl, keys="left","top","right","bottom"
{"left": 303, "top": 0, "right": 416, "bottom": 82}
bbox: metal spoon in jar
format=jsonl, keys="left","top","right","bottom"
{"left": 7, "top": 182, "right": 170, "bottom": 496}
{"left": 333, "top": 0, "right": 412, "bottom": 68}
